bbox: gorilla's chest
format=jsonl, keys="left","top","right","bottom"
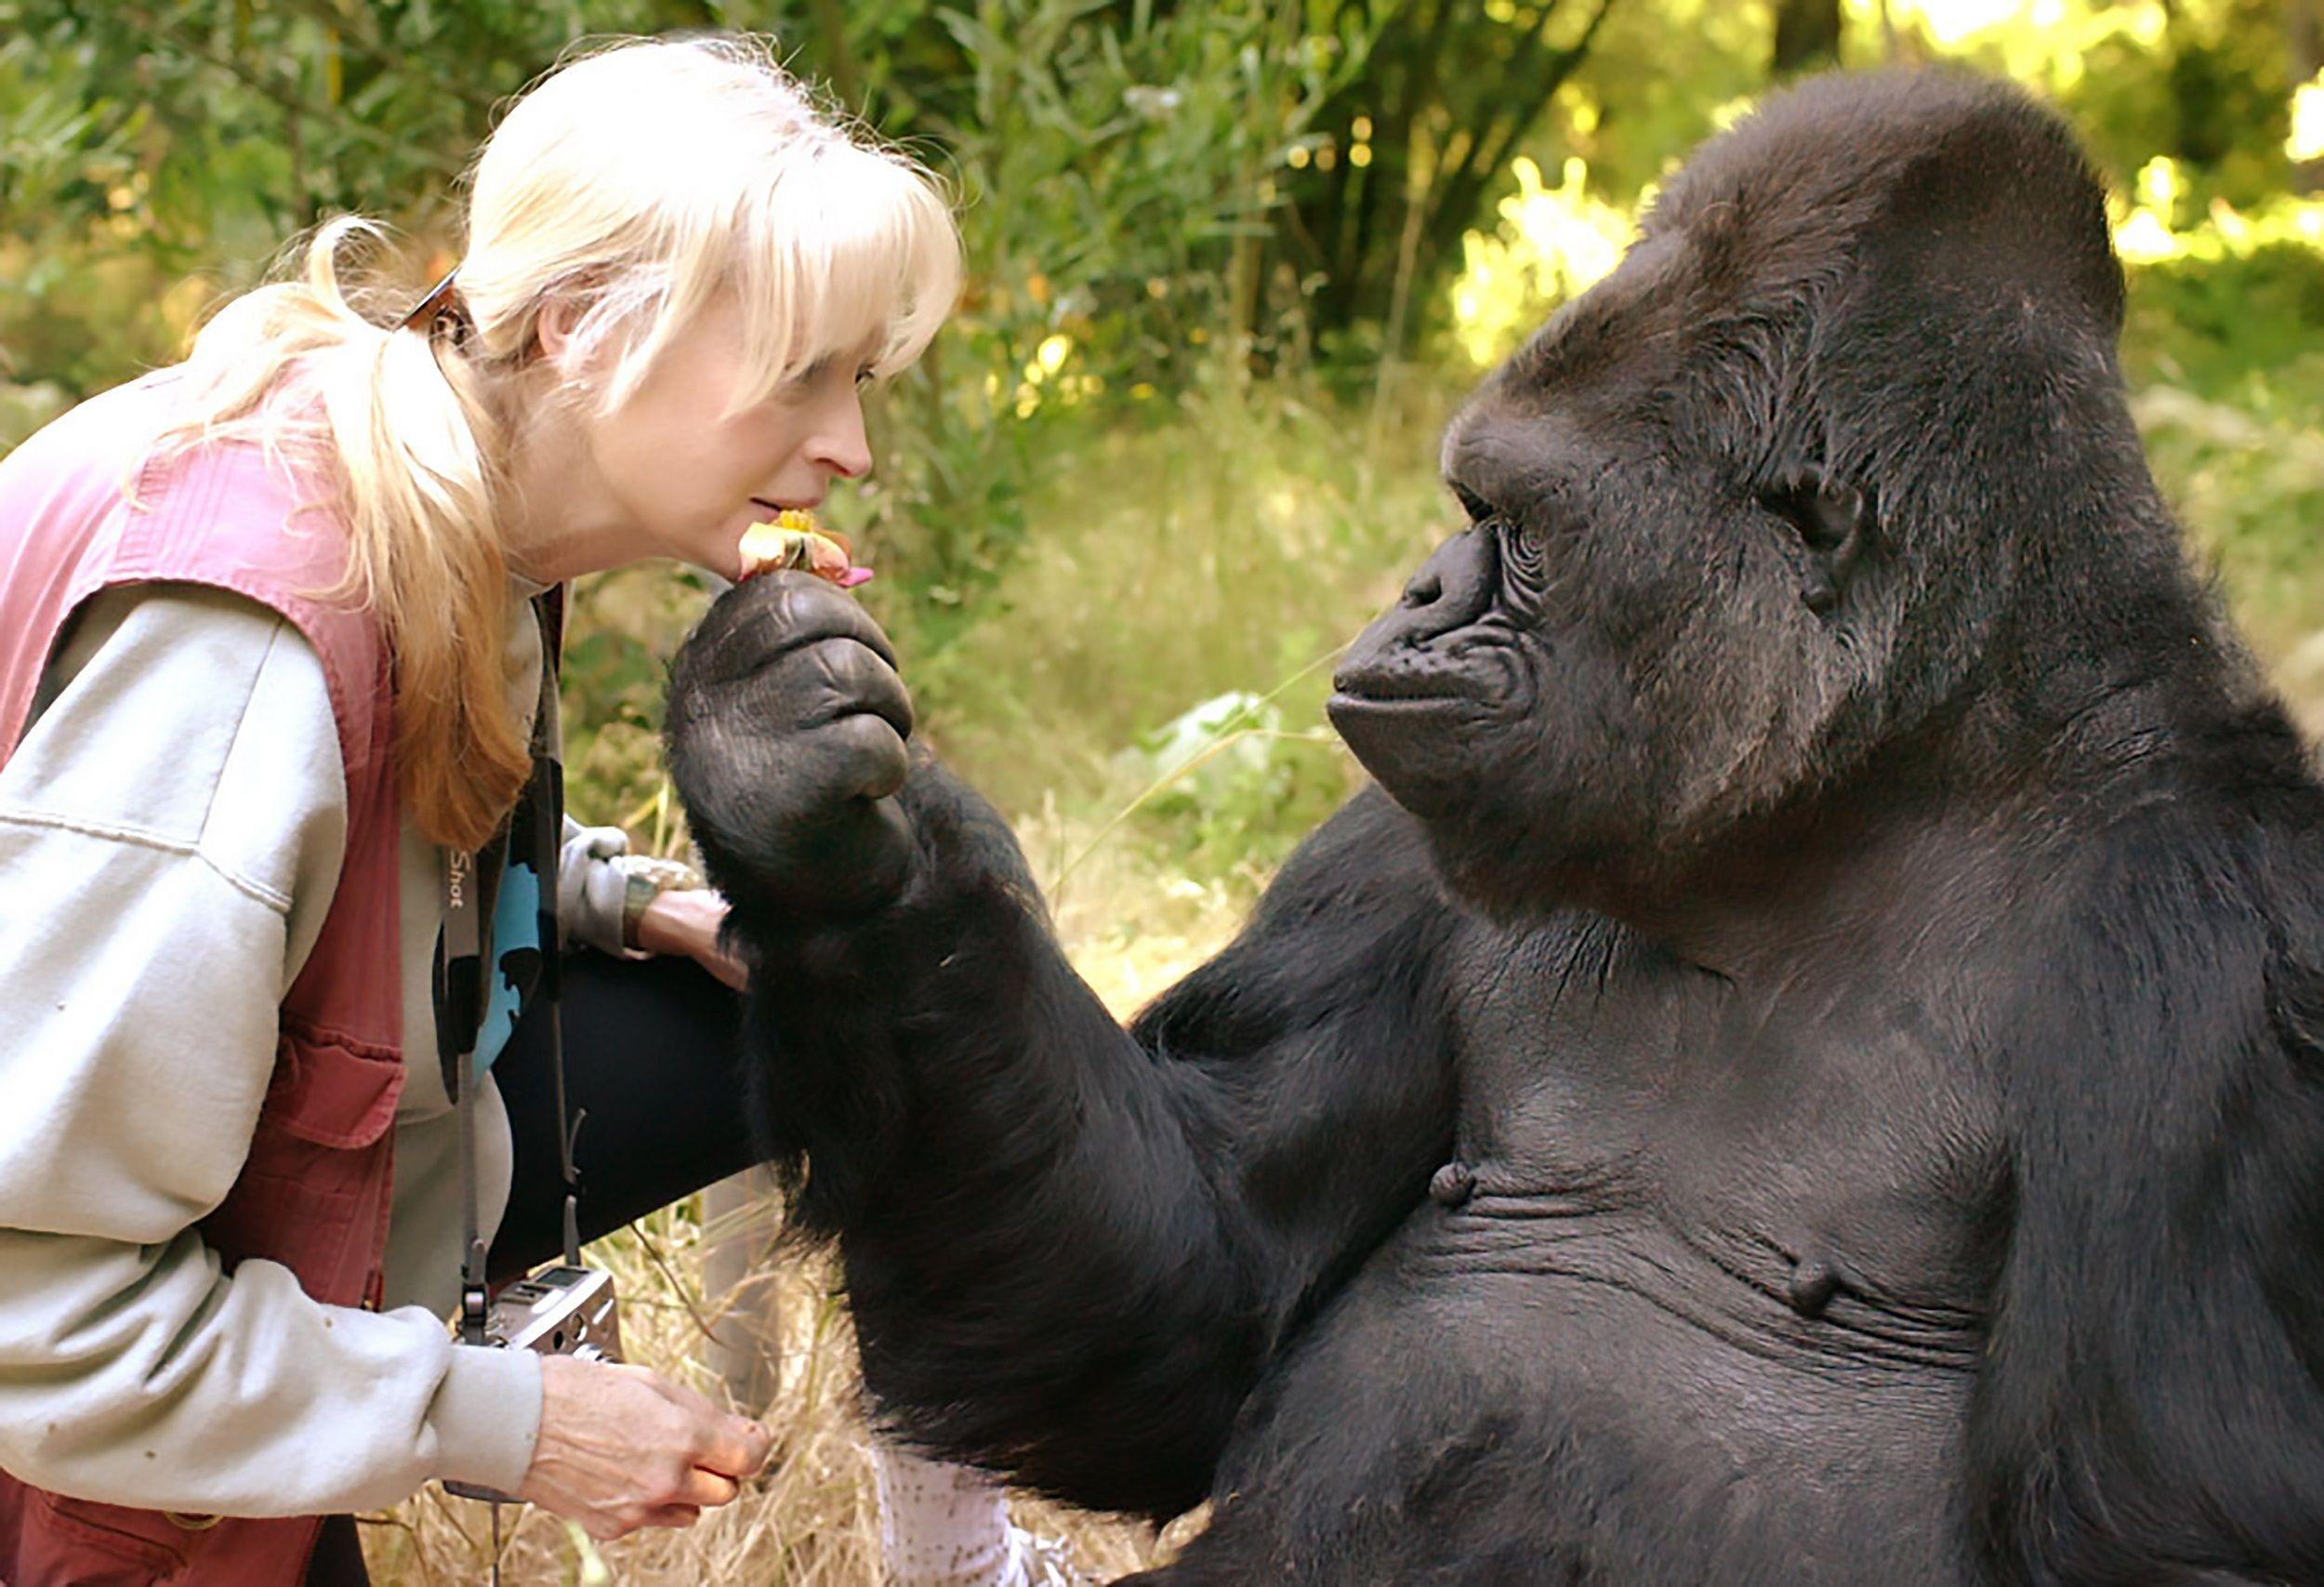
{"left": 1224, "top": 915, "right": 2007, "bottom": 1575}
{"left": 1433, "top": 916, "right": 2004, "bottom": 1318}
{"left": 1192, "top": 920, "right": 2009, "bottom": 1580}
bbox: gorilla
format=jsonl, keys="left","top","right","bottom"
{"left": 667, "top": 71, "right": 2324, "bottom": 1584}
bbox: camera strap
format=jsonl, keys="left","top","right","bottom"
{"left": 434, "top": 589, "right": 581, "bottom": 1349}
{"left": 440, "top": 837, "right": 497, "bottom": 1347}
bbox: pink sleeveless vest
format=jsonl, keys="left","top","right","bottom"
{"left": 0, "top": 375, "right": 406, "bottom": 1586}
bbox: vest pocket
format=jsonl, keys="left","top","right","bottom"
{"left": 200, "top": 1025, "right": 403, "bottom": 1312}
{"left": 259, "top": 1017, "right": 404, "bottom": 1148}
{"left": 24, "top": 1487, "right": 191, "bottom": 1580}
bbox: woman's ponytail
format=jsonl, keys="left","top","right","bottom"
{"left": 160, "top": 218, "right": 529, "bottom": 851}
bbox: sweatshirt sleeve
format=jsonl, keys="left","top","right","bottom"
{"left": 558, "top": 813, "right": 650, "bottom": 959}
{"left": 0, "top": 583, "right": 541, "bottom": 1514}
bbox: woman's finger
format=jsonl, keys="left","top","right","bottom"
{"left": 677, "top": 1464, "right": 742, "bottom": 1509}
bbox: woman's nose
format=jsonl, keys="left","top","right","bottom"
{"left": 812, "top": 391, "right": 873, "bottom": 480}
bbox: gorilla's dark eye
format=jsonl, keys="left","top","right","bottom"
{"left": 1756, "top": 473, "right": 1867, "bottom": 552}
{"left": 1757, "top": 482, "right": 1817, "bottom": 541}
{"left": 1758, "top": 469, "right": 1873, "bottom": 616}
{"left": 1450, "top": 483, "right": 1497, "bottom": 525}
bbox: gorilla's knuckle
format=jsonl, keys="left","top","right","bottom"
{"left": 827, "top": 711, "right": 907, "bottom": 768}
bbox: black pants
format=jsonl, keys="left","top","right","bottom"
{"left": 306, "top": 949, "right": 758, "bottom": 1585}
{"left": 492, "top": 947, "right": 759, "bottom": 1276}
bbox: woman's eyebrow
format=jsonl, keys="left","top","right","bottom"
{"left": 786, "top": 343, "right": 879, "bottom": 387}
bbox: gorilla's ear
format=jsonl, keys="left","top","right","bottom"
{"left": 1760, "top": 468, "right": 1871, "bottom": 616}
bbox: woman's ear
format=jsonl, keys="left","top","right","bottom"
{"left": 534, "top": 292, "right": 583, "bottom": 370}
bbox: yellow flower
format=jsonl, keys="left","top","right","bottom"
{"left": 737, "top": 510, "right": 872, "bottom": 589}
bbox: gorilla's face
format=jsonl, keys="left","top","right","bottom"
{"left": 1328, "top": 72, "right": 2143, "bottom": 917}
{"left": 1330, "top": 229, "right": 1882, "bottom": 908}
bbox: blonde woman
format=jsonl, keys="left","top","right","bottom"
{"left": 0, "top": 35, "right": 1056, "bottom": 1587}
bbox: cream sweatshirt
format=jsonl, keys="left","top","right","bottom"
{"left": 0, "top": 580, "right": 652, "bottom": 1514}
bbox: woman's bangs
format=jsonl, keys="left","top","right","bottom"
{"left": 729, "top": 151, "right": 958, "bottom": 412}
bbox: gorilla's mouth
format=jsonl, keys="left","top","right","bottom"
{"left": 1328, "top": 641, "right": 1524, "bottom": 714}
{"left": 1326, "top": 656, "right": 1525, "bottom": 809}
{"left": 1324, "top": 685, "right": 1496, "bottom": 728}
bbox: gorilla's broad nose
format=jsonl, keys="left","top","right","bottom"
{"left": 1332, "top": 530, "right": 1499, "bottom": 700}
{"left": 1391, "top": 530, "right": 1495, "bottom": 643}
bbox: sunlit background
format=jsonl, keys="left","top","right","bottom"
{"left": 3, "top": 1, "right": 2319, "bottom": 1579}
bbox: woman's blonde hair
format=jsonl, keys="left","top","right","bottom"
{"left": 156, "top": 35, "right": 959, "bottom": 850}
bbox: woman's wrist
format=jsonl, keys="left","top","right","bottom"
{"left": 631, "top": 888, "right": 748, "bottom": 990}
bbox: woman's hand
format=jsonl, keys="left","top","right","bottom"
{"left": 633, "top": 887, "right": 749, "bottom": 990}
{"left": 517, "top": 1355, "right": 774, "bottom": 1541}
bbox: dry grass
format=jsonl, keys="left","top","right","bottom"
{"left": 362, "top": 807, "right": 1248, "bottom": 1586}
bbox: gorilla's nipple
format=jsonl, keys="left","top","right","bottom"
{"left": 1784, "top": 1249, "right": 1862, "bottom": 1320}
{"left": 1429, "top": 1160, "right": 1478, "bottom": 1208}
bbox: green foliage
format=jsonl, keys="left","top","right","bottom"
{"left": 1278, "top": 0, "right": 1619, "bottom": 355}
{"left": 2124, "top": 236, "right": 2324, "bottom": 653}
{"left": 825, "top": 0, "right": 1365, "bottom": 635}
{"left": 1111, "top": 689, "right": 1351, "bottom": 880}
{"left": 887, "top": 365, "right": 1459, "bottom": 891}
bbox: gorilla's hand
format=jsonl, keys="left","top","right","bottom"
{"left": 666, "top": 572, "right": 917, "bottom": 923}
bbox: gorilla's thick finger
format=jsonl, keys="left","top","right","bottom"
{"left": 853, "top": 796, "right": 918, "bottom": 901}
{"left": 683, "top": 571, "right": 897, "bottom": 688}
{"left": 827, "top": 794, "right": 918, "bottom": 908}
{"left": 797, "top": 636, "right": 914, "bottom": 743}
{"left": 819, "top": 709, "right": 912, "bottom": 802}
{"left": 764, "top": 787, "right": 914, "bottom": 915}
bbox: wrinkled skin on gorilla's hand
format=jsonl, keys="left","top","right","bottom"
{"left": 670, "top": 70, "right": 2324, "bottom": 1587}
{"left": 667, "top": 572, "right": 915, "bottom": 922}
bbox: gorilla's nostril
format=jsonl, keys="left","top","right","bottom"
{"left": 1403, "top": 572, "right": 1443, "bottom": 608}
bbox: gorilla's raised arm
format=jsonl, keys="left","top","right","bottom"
{"left": 667, "top": 578, "right": 1459, "bottom": 1517}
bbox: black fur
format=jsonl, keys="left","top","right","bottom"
{"left": 668, "top": 70, "right": 2324, "bottom": 1583}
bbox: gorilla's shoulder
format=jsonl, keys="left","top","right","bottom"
{"left": 2015, "top": 717, "right": 2324, "bottom": 1056}
{"left": 1250, "top": 785, "right": 1443, "bottom": 920}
